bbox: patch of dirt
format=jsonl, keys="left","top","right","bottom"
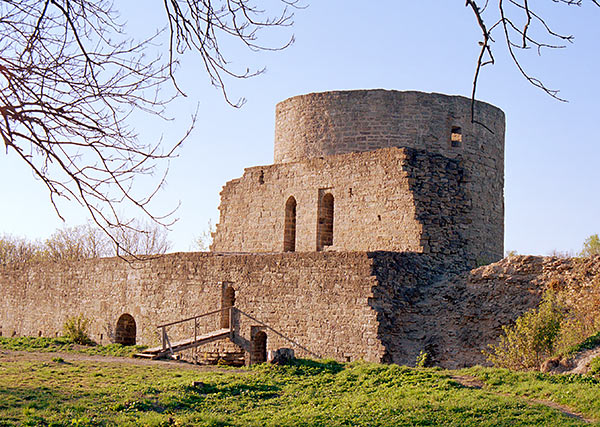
{"left": 450, "top": 375, "right": 484, "bottom": 389}
{"left": 451, "top": 374, "right": 595, "bottom": 424}
{"left": 566, "top": 347, "right": 600, "bottom": 375}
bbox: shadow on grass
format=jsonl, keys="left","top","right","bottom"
{"left": 250, "top": 358, "right": 345, "bottom": 377}
{"left": 0, "top": 386, "right": 67, "bottom": 411}
{"left": 287, "top": 358, "right": 345, "bottom": 375}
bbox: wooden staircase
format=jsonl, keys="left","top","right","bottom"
{"left": 134, "top": 308, "right": 234, "bottom": 360}
{"left": 134, "top": 328, "right": 232, "bottom": 359}
{"left": 134, "top": 306, "right": 320, "bottom": 363}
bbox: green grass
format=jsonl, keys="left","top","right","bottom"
{"left": 0, "top": 355, "right": 599, "bottom": 426}
{"left": 564, "top": 331, "right": 600, "bottom": 357}
{"left": 0, "top": 336, "right": 146, "bottom": 357}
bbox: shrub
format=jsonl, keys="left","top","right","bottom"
{"left": 63, "top": 314, "right": 94, "bottom": 345}
{"left": 485, "top": 292, "right": 564, "bottom": 370}
{"left": 589, "top": 357, "right": 600, "bottom": 376}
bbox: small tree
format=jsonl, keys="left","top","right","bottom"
{"left": 486, "top": 292, "right": 564, "bottom": 370}
{"left": 580, "top": 234, "right": 600, "bottom": 257}
{"left": 63, "top": 314, "right": 93, "bottom": 345}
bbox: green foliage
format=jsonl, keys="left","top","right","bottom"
{"left": 63, "top": 315, "right": 94, "bottom": 345}
{"left": 415, "top": 350, "right": 430, "bottom": 368}
{"left": 486, "top": 292, "right": 565, "bottom": 370}
{"left": 1, "top": 360, "right": 598, "bottom": 426}
{"left": 589, "top": 357, "right": 600, "bottom": 376}
{"left": 580, "top": 233, "right": 600, "bottom": 257}
{"left": 563, "top": 331, "right": 600, "bottom": 357}
{"left": 0, "top": 336, "right": 146, "bottom": 357}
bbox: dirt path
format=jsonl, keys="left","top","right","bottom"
{"left": 451, "top": 375, "right": 595, "bottom": 424}
{"left": 0, "top": 349, "right": 243, "bottom": 372}
{"left": 568, "top": 347, "right": 600, "bottom": 375}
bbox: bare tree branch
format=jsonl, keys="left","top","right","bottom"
{"left": 465, "top": 0, "right": 599, "bottom": 128}
{"left": 0, "top": 0, "right": 298, "bottom": 258}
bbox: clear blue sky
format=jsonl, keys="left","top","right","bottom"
{"left": 1, "top": 1, "right": 599, "bottom": 255}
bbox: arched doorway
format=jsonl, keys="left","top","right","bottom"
{"left": 220, "top": 285, "right": 235, "bottom": 329}
{"left": 251, "top": 330, "right": 267, "bottom": 364}
{"left": 115, "top": 314, "right": 136, "bottom": 345}
{"left": 317, "top": 193, "right": 334, "bottom": 251}
{"left": 283, "top": 196, "right": 297, "bottom": 252}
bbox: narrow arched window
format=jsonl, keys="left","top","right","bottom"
{"left": 283, "top": 196, "right": 297, "bottom": 252}
{"left": 317, "top": 193, "right": 334, "bottom": 251}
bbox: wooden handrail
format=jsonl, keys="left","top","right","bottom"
{"left": 156, "top": 307, "right": 231, "bottom": 329}
{"left": 233, "top": 308, "right": 321, "bottom": 359}
{"left": 155, "top": 306, "right": 320, "bottom": 359}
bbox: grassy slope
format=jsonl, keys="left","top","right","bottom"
{"left": 0, "top": 337, "right": 146, "bottom": 357}
{"left": 0, "top": 355, "right": 599, "bottom": 427}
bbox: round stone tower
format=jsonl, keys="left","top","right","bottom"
{"left": 274, "top": 89, "right": 505, "bottom": 263}
{"left": 275, "top": 89, "right": 504, "bottom": 164}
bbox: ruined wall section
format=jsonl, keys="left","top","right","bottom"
{"left": 212, "top": 147, "right": 473, "bottom": 264}
{"left": 212, "top": 148, "right": 423, "bottom": 253}
{"left": 369, "top": 255, "right": 600, "bottom": 368}
{"left": 0, "top": 252, "right": 386, "bottom": 363}
{"left": 274, "top": 90, "right": 505, "bottom": 262}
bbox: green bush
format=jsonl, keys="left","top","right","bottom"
{"left": 63, "top": 314, "right": 94, "bottom": 345}
{"left": 588, "top": 357, "right": 600, "bottom": 376}
{"left": 485, "top": 292, "right": 564, "bottom": 370}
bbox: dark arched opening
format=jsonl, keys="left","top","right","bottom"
{"left": 251, "top": 330, "right": 267, "bottom": 364}
{"left": 115, "top": 313, "right": 136, "bottom": 345}
{"left": 283, "top": 196, "right": 297, "bottom": 252}
{"left": 317, "top": 193, "right": 334, "bottom": 251}
{"left": 220, "top": 285, "right": 236, "bottom": 329}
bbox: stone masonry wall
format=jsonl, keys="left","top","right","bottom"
{"left": 212, "top": 147, "right": 485, "bottom": 267}
{"left": 369, "top": 255, "right": 600, "bottom": 368}
{"left": 213, "top": 148, "right": 422, "bottom": 254}
{"left": 0, "top": 252, "right": 386, "bottom": 363}
{"left": 274, "top": 90, "right": 505, "bottom": 263}
{"left": 3, "top": 252, "right": 597, "bottom": 368}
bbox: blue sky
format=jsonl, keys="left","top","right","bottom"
{"left": 1, "top": 1, "right": 599, "bottom": 255}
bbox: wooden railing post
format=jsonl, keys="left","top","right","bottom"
{"left": 194, "top": 317, "right": 198, "bottom": 342}
{"left": 229, "top": 307, "right": 234, "bottom": 340}
{"left": 161, "top": 327, "right": 167, "bottom": 351}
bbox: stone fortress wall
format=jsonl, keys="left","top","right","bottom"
{"left": 0, "top": 253, "right": 385, "bottom": 363}
{"left": 213, "top": 90, "right": 505, "bottom": 266}
{"left": 0, "top": 89, "right": 529, "bottom": 367}
{"left": 3, "top": 250, "right": 595, "bottom": 368}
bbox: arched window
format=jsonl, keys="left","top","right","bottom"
{"left": 283, "top": 196, "right": 297, "bottom": 252}
{"left": 251, "top": 330, "right": 267, "bottom": 364}
{"left": 220, "top": 285, "right": 235, "bottom": 329}
{"left": 317, "top": 193, "right": 334, "bottom": 251}
{"left": 115, "top": 313, "right": 136, "bottom": 345}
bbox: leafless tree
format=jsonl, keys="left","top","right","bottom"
{"left": 0, "top": 0, "right": 298, "bottom": 255}
{"left": 465, "top": 0, "right": 600, "bottom": 123}
{"left": 0, "top": 234, "right": 45, "bottom": 264}
{"left": 44, "top": 223, "right": 112, "bottom": 261}
{"left": 113, "top": 219, "right": 172, "bottom": 256}
{"left": 192, "top": 219, "right": 215, "bottom": 251}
